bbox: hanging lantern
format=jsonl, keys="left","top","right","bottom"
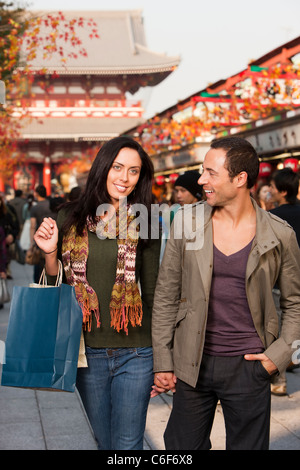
{"left": 155, "top": 175, "right": 165, "bottom": 186}
{"left": 169, "top": 173, "right": 178, "bottom": 184}
{"left": 284, "top": 158, "right": 298, "bottom": 172}
{"left": 258, "top": 162, "right": 272, "bottom": 178}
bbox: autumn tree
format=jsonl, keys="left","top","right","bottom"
{"left": 0, "top": 1, "right": 98, "bottom": 180}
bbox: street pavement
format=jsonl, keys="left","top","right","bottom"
{"left": 0, "top": 260, "right": 300, "bottom": 450}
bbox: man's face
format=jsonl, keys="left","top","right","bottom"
{"left": 174, "top": 186, "right": 197, "bottom": 205}
{"left": 268, "top": 180, "right": 282, "bottom": 204}
{"left": 199, "top": 148, "right": 238, "bottom": 207}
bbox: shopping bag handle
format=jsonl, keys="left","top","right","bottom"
{"left": 38, "top": 259, "right": 63, "bottom": 287}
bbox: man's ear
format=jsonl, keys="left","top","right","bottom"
{"left": 236, "top": 171, "right": 248, "bottom": 188}
{"left": 280, "top": 189, "right": 288, "bottom": 199}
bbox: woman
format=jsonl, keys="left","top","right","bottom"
{"left": 34, "top": 137, "right": 160, "bottom": 450}
{"left": 254, "top": 182, "right": 274, "bottom": 211}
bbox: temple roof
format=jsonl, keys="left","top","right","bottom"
{"left": 26, "top": 10, "right": 180, "bottom": 79}
{"left": 250, "top": 35, "right": 300, "bottom": 67}
{"left": 19, "top": 116, "right": 144, "bottom": 141}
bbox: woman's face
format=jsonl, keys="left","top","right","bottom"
{"left": 258, "top": 185, "right": 270, "bottom": 202}
{"left": 106, "top": 147, "right": 142, "bottom": 208}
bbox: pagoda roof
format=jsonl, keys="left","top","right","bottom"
{"left": 19, "top": 116, "right": 144, "bottom": 141}
{"left": 26, "top": 10, "right": 180, "bottom": 80}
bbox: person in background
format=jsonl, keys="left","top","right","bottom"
{"left": 254, "top": 181, "right": 274, "bottom": 211}
{"left": 49, "top": 195, "right": 65, "bottom": 214}
{"left": 19, "top": 194, "right": 35, "bottom": 252}
{"left": 22, "top": 194, "right": 35, "bottom": 223}
{"left": 33, "top": 136, "right": 160, "bottom": 450}
{"left": 174, "top": 170, "right": 203, "bottom": 206}
{"left": 0, "top": 194, "right": 18, "bottom": 279}
{"left": 68, "top": 186, "right": 82, "bottom": 202}
{"left": 0, "top": 225, "right": 8, "bottom": 309}
{"left": 9, "top": 189, "right": 26, "bottom": 233}
{"left": 269, "top": 168, "right": 300, "bottom": 245}
{"left": 30, "top": 185, "right": 56, "bottom": 283}
{"left": 268, "top": 167, "right": 300, "bottom": 396}
{"left": 159, "top": 170, "right": 203, "bottom": 263}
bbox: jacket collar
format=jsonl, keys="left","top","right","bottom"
{"left": 201, "top": 197, "right": 280, "bottom": 253}
{"left": 193, "top": 198, "right": 280, "bottom": 287}
{"left": 251, "top": 198, "right": 280, "bottom": 254}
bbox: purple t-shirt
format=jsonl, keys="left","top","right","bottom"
{"left": 204, "top": 239, "right": 264, "bottom": 356}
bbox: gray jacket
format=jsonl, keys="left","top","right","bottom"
{"left": 152, "top": 199, "right": 300, "bottom": 387}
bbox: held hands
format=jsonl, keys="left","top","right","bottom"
{"left": 151, "top": 372, "right": 177, "bottom": 398}
{"left": 33, "top": 217, "right": 58, "bottom": 255}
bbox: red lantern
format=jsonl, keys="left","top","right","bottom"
{"left": 155, "top": 175, "right": 165, "bottom": 186}
{"left": 258, "top": 162, "right": 272, "bottom": 178}
{"left": 284, "top": 158, "right": 298, "bottom": 172}
{"left": 169, "top": 173, "right": 178, "bottom": 184}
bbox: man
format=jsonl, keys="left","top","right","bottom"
{"left": 9, "top": 189, "right": 26, "bottom": 233}
{"left": 160, "top": 171, "right": 202, "bottom": 263}
{"left": 151, "top": 137, "right": 300, "bottom": 450}
{"left": 269, "top": 167, "right": 300, "bottom": 245}
{"left": 8, "top": 189, "right": 26, "bottom": 265}
{"left": 268, "top": 167, "right": 300, "bottom": 395}
{"left": 30, "top": 185, "right": 56, "bottom": 282}
{"left": 174, "top": 170, "right": 203, "bottom": 206}
{"left": 0, "top": 193, "right": 19, "bottom": 278}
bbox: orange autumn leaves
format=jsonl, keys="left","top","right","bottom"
{"left": 138, "top": 64, "right": 300, "bottom": 156}
{"left": 0, "top": 10, "right": 99, "bottom": 178}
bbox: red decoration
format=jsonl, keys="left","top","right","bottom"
{"left": 13, "top": 166, "right": 37, "bottom": 191}
{"left": 169, "top": 173, "right": 178, "bottom": 184}
{"left": 155, "top": 175, "right": 165, "bottom": 186}
{"left": 284, "top": 158, "right": 298, "bottom": 172}
{"left": 258, "top": 162, "right": 272, "bottom": 178}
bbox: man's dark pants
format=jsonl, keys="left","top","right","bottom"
{"left": 164, "top": 354, "right": 271, "bottom": 450}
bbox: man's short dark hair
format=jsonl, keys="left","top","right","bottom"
{"left": 271, "top": 167, "right": 299, "bottom": 204}
{"left": 35, "top": 184, "right": 47, "bottom": 198}
{"left": 211, "top": 136, "right": 259, "bottom": 188}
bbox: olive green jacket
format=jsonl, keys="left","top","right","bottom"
{"left": 152, "top": 199, "right": 300, "bottom": 387}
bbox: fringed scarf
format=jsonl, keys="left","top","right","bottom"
{"left": 61, "top": 205, "right": 142, "bottom": 335}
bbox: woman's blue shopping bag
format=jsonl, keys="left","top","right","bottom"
{"left": 1, "top": 261, "right": 83, "bottom": 392}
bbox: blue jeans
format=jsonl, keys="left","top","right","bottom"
{"left": 76, "top": 347, "right": 153, "bottom": 450}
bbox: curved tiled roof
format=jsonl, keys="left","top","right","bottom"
{"left": 19, "top": 116, "right": 144, "bottom": 140}
{"left": 26, "top": 10, "right": 180, "bottom": 76}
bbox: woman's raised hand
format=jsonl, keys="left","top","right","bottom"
{"left": 33, "top": 217, "right": 58, "bottom": 254}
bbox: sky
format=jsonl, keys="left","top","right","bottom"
{"left": 28, "top": 0, "right": 300, "bottom": 119}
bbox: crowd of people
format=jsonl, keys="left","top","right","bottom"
{"left": 1, "top": 135, "right": 300, "bottom": 451}
{"left": 0, "top": 185, "right": 82, "bottom": 293}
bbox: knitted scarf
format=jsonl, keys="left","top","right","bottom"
{"left": 61, "top": 206, "right": 142, "bottom": 335}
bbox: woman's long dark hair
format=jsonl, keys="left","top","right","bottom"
{"left": 61, "top": 136, "right": 154, "bottom": 235}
